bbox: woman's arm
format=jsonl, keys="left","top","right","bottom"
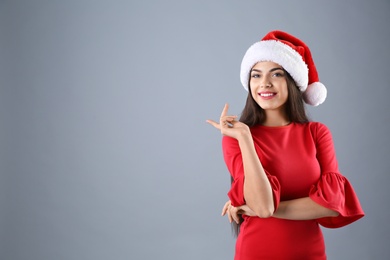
{"left": 223, "top": 198, "right": 339, "bottom": 223}
{"left": 207, "top": 104, "right": 274, "bottom": 218}
{"left": 273, "top": 197, "right": 339, "bottom": 220}
{"left": 238, "top": 133, "right": 274, "bottom": 218}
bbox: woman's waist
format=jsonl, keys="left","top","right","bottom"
{"left": 240, "top": 216, "right": 321, "bottom": 235}
{"left": 236, "top": 217, "right": 326, "bottom": 259}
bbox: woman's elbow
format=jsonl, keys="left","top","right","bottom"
{"left": 328, "top": 210, "right": 340, "bottom": 217}
{"left": 254, "top": 207, "right": 274, "bottom": 218}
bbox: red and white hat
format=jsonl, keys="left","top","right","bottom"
{"left": 240, "top": 30, "right": 327, "bottom": 106}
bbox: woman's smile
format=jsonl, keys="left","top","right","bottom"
{"left": 259, "top": 91, "right": 277, "bottom": 99}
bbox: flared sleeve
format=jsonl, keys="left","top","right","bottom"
{"left": 222, "top": 136, "right": 281, "bottom": 209}
{"left": 309, "top": 123, "right": 364, "bottom": 228}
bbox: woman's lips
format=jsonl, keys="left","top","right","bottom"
{"left": 258, "top": 92, "right": 276, "bottom": 100}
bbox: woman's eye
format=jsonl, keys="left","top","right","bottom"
{"left": 251, "top": 74, "right": 260, "bottom": 78}
{"left": 273, "top": 72, "right": 284, "bottom": 77}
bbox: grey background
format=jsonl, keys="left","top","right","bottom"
{"left": 1, "top": 0, "right": 389, "bottom": 259}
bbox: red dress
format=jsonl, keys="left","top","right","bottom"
{"left": 222, "top": 122, "right": 364, "bottom": 260}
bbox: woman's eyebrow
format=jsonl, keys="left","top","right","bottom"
{"left": 251, "top": 67, "right": 283, "bottom": 73}
{"left": 269, "top": 67, "right": 284, "bottom": 72}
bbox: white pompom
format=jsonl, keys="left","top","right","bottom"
{"left": 302, "top": 82, "right": 327, "bottom": 106}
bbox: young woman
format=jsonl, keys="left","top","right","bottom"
{"left": 207, "top": 31, "right": 364, "bottom": 260}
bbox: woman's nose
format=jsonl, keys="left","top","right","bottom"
{"left": 261, "top": 78, "right": 272, "bottom": 88}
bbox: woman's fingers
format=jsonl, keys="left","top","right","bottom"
{"left": 227, "top": 207, "right": 233, "bottom": 223}
{"left": 207, "top": 116, "right": 237, "bottom": 130}
{"left": 220, "top": 115, "right": 238, "bottom": 128}
{"left": 207, "top": 104, "right": 239, "bottom": 136}
{"left": 222, "top": 201, "right": 234, "bottom": 223}
{"left": 222, "top": 201, "right": 242, "bottom": 224}
{"left": 221, "top": 201, "right": 230, "bottom": 216}
{"left": 220, "top": 103, "right": 236, "bottom": 124}
{"left": 220, "top": 103, "right": 229, "bottom": 118}
{"left": 220, "top": 104, "right": 238, "bottom": 124}
{"left": 231, "top": 208, "right": 240, "bottom": 224}
{"left": 220, "top": 115, "right": 237, "bottom": 123}
{"left": 227, "top": 206, "right": 240, "bottom": 224}
{"left": 206, "top": 119, "right": 220, "bottom": 130}
{"left": 224, "top": 203, "right": 240, "bottom": 224}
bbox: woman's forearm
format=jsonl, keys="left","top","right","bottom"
{"left": 273, "top": 197, "right": 339, "bottom": 220}
{"left": 238, "top": 133, "right": 274, "bottom": 218}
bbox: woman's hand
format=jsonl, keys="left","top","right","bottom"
{"left": 221, "top": 200, "right": 257, "bottom": 224}
{"left": 206, "top": 104, "right": 250, "bottom": 140}
{"left": 221, "top": 200, "right": 241, "bottom": 224}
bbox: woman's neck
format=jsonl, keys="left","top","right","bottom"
{"left": 262, "top": 109, "right": 290, "bottom": 127}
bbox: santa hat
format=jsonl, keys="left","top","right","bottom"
{"left": 240, "top": 30, "right": 327, "bottom": 106}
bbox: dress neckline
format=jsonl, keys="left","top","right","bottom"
{"left": 253, "top": 122, "right": 295, "bottom": 130}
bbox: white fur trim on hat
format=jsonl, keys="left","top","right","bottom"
{"left": 240, "top": 40, "right": 309, "bottom": 92}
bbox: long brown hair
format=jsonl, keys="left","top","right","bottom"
{"left": 231, "top": 69, "right": 309, "bottom": 236}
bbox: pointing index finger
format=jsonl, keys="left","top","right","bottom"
{"left": 220, "top": 103, "right": 229, "bottom": 118}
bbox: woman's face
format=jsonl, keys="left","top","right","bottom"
{"left": 249, "top": 61, "right": 288, "bottom": 112}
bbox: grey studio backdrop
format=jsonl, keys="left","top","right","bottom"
{"left": 1, "top": 0, "right": 389, "bottom": 259}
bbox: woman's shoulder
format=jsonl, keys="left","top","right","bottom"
{"left": 300, "top": 121, "right": 330, "bottom": 132}
{"left": 303, "top": 121, "right": 333, "bottom": 141}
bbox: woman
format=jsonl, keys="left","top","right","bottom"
{"left": 207, "top": 31, "right": 364, "bottom": 259}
